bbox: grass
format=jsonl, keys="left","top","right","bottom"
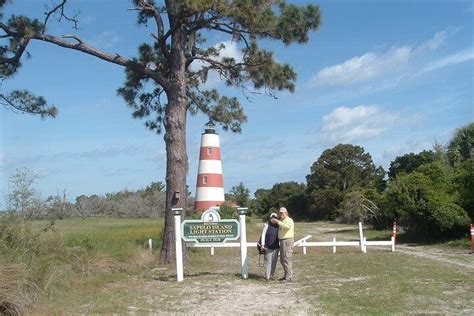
{"left": 1, "top": 216, "right": 473, "bottom": 314}
{"left": 297, "top": 252, "right": 471, "bottom": 314}
{"left": 0, "top": 216, "right": 163, "bottom": 314}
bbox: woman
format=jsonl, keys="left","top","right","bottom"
{"left": 260, "top": 212, "right": 280, "bottom": 281}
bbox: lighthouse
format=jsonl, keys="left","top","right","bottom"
{"left": 194, "top": 121, "right": 225, "bottom": 211}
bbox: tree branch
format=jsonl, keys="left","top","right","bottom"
{"left": 0, "top": 22, "right": 22, "bottom": 37}
{"left": 42, "top": 0, "right": 80, "bottom": 33}
{"left": 0, "top": 37, "right": 29, "bottom": 64}
{"left": 61, "top": 34, "right": 83, "bottom": 44}
{"left": 136, "top": 0, "right": 170, "bottom": 59}
{"left": 31, "top": 32, "right": 168, "bottom": 89}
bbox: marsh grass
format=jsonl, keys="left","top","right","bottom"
{"left": 0, "top": 216, "right": 163, "bottom": 313}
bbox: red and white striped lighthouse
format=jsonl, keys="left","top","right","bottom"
{"left": 194, "top": 121, "right": 225, "bottom": 211}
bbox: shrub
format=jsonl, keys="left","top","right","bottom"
{"left": 431, "top": 203, "right": 470, "bottom": 238}
{"left": 218, "top": 203, "right": 237, "bottom": 219}
{"left": 384, "top": 172, "right": 470, "bottom": 240}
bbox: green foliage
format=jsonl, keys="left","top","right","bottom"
{"left": 384, "top": 170, "right": 469, "bottom": 239}
{"left": 0, "top": 90, "right": 58, "bottom": 118}
{"left": 0, "top": 7, "right": 57, "bottom": 118}
{"left": 144, "top": 181, "right": 165, "bottom": 194}
{"left": 431, "top": 203, "right": 470, "bottom": 236}
{"left": 217, "top": 203, "right": 237, "bottom": 219}
{"left": 187, "top": 89, "right": 247, "bottom": 133}
{"left": 455, "top": 158, "right": 474, "bottom": 220}
{"left": 253, "top": 181, "right": 307, "bottom": 219}
{"left": 307, "top": 187, "right": 343, "bottom": 220}
{"left": 307, "top": 144, "right": 378, "bottom": 192}
{"left": 388, "top": 150, "right": 437, "bottom": 180}
{"left": 228, "top": 182, "right": 250, "bottom": 207}
{"left": 336, "top": 190, "right": 381, "bottom": 224}
{"left": 0, "top": 14, "right": 41, "bottom": 76}
{"left": 447, "top": 122, "right": 473, "bottom": 166}
{"left": 306, "top": 144, "right": 382, "bottom": 220}
{"left": 116, "top": 0, "right": 320, "bottom": 133}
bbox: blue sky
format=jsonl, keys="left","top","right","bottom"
{"left": 1, "top": 0, "right": 473, "bottom": 204}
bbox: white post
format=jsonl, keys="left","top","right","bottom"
{"left": 211, "top": 247, "right": 215, "bottom": 256}
{"left": 238, "top": 208, "right": 248, "bottom": 279}
{"left": 333, "top": 237, "right": 336, "bottom": 254}
{"left": 173, "top": 208, "right": 184, "bottom": 282}
{"left": 148, "top": 238, "right": 152, "bottom": 252}
{"left": 391, "top": 236, "right": 395, "bottom": 252}
{"left": 358, "top": 222, "right": 366, "bottom": 253}
{"left": 303, "top": 241, "right": 307, "bottom": 255}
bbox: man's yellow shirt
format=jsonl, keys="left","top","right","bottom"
{"left": 276, "top": 217, "right": 294, "bottom": 239}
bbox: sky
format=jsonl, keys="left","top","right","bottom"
{"left": 0, "top": 0, "right": 473, "bottom": 204}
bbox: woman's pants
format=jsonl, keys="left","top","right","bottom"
{"left": 264, "top": 248, "right": 279, "bottom": 279}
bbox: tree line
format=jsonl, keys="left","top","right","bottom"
{"left": 3, "top": 175, "right": 188, "bottom": 219}
{"left": 248, "top": 122, "right": 473, "bottom": 240}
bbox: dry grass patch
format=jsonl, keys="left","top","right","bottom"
{"left": 0, "top": 263, "right": 29, "bottom": 315}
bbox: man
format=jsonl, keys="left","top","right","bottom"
{"left": 271, "top": 207, "right": 294, "bottom": 282}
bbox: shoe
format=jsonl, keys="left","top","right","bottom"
{"left": 265, "top": 277, "right": 271, "bottom": 282}
{"left": 278, "top": 277, "right": 286, "bottom": 281}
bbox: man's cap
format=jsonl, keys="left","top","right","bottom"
{"left": 279, "top": 207, "right": 287, "bottom": 213}
{"left": 270, "top": 212, "right": 278, "bottom": 218}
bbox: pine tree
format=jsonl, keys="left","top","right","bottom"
{"left": 0, "top": 0, "right": 321, "bottom": 262}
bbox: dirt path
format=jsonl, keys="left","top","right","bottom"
{"left": 123, "top": 275, "right": 316, "bottom": 315}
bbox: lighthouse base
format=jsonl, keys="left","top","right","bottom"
{"left": 194, "top": 200, "right": 224, "bottom": 212}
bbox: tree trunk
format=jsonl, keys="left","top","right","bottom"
{"left": 160, "top": 90, "right": 188, "bottom": 263}
{"left": 159, "top": 25, "right": 188, "bottom": 263}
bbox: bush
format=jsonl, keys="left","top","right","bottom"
{"left": 431, "top": 203, "right": 470, "bottom": 238}
{"left": 384, "top": 171, "right": 470, "bottom": 240}
{"left": 218, "top": 203, "right": 237, "bottom": 219}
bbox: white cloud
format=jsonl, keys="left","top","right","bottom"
{"left": 316, "top": 105, "right": 398, "bottom": 144}
{"left": 216, "top": 40, "right": 243, "bottom": 62}
{"left": 308, "top": 28, "right": 464, "bottom": 89}
{"left": 1, "top": 145, "right": 153, "bottom": 170}
{"left": 423, "top": 49, "right": 474, "bottom": 72}
{"left": 310, "top": 46, "right": 411, "bottom": 87}
{"left": 416, "top": 30, "right": 449, "bottom": 53}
